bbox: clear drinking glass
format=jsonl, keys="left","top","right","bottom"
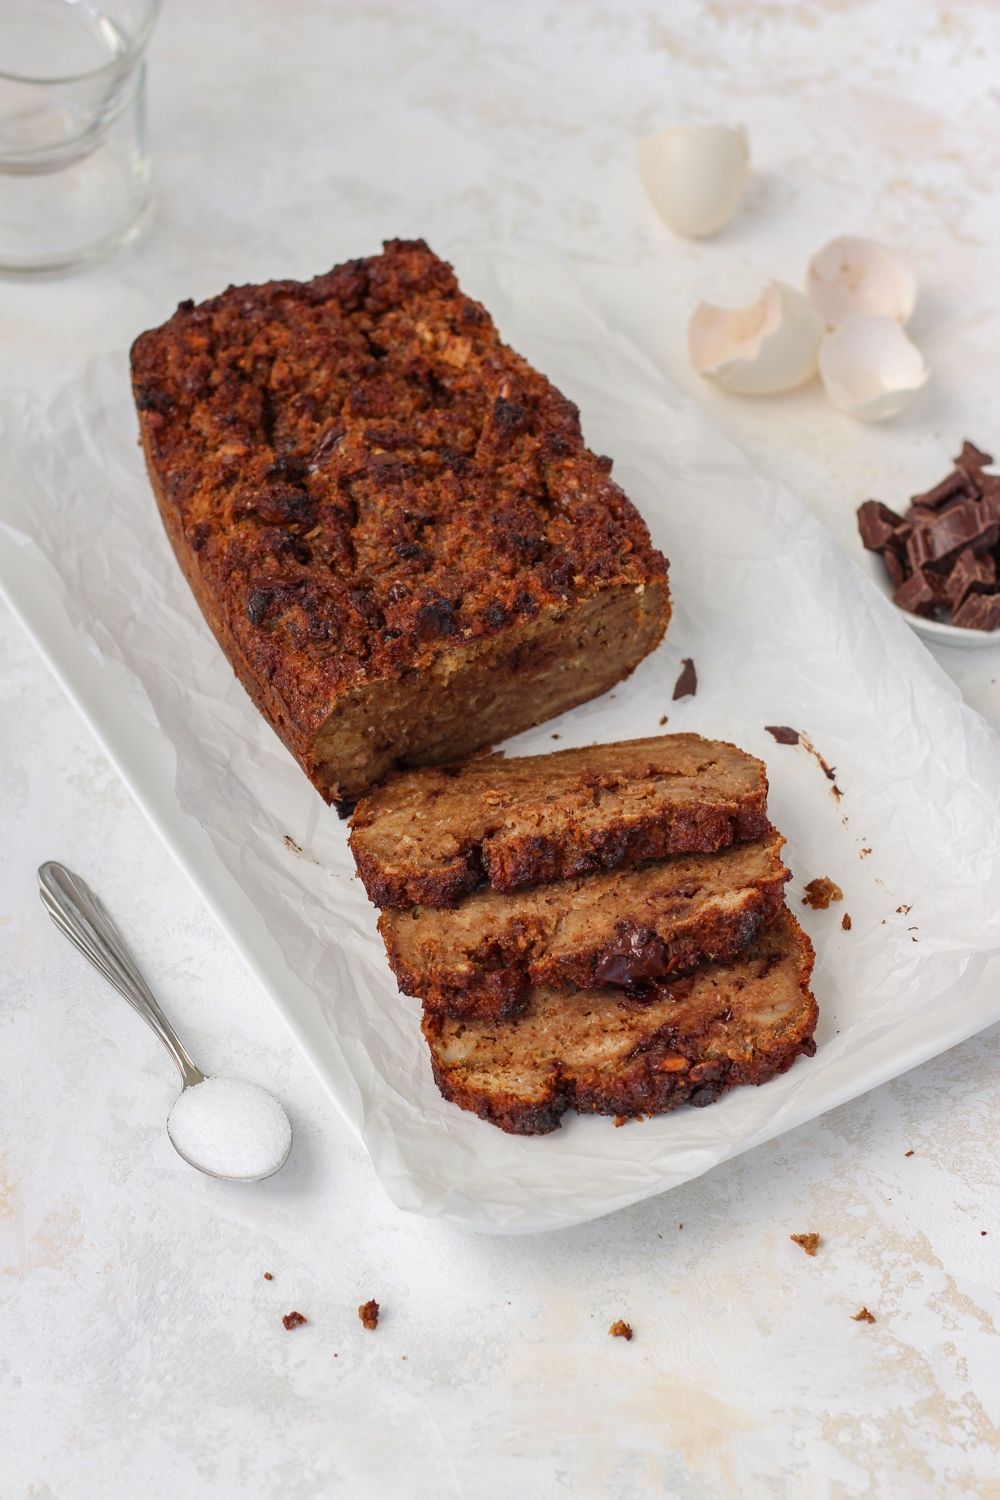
{"left": 0, "top": 0, "right": 159, "bottom": 276}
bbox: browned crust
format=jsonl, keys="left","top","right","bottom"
{"left": 353, "top": 791, "right": 770, "bottom": 910}
{"left": 426, "top": 1025, "right": 817, "bottom": 1135}
{"left": 422, "top": 916, "right": 818, "bottom": 1135}
{"left": 390, "top": 873, "right": 787, "bottom": 1021}
{"left": 131, "top": 239, "right": 669, "bottom": 803}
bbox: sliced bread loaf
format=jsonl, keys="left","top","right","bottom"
{"left": 422, "top": 906, "right": 817, "bottom": 1134}
{"left": 383, "top": 830, "right": 789, "bottom": 1021}
{"left": 350, "top": 734, "right": 769, "bottom": 909}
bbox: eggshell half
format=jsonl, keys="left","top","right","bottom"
{"left": 818, "top": 313, "right": 929, "bottom": 420}
{"left": 688, "top": 281, "right": 823, "bottom": 395}
{"left": 639, "top": 124, "right": 749, "bottom": 239}
{"left": 808, "top": 236, "right": 917, "bottom": 329}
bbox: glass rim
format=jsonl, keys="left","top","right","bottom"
{"left": 0, "top": 0, "right": 160, "bottom": 87}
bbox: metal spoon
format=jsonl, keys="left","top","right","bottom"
{"left": 38, "top": 861, "right": 292, "bottom": 1182}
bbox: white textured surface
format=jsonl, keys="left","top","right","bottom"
{"left": 2, "top": 1, "right": 999, "bottom": 1494}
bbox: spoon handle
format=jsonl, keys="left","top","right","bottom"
{"left": 38, "top": 862, "right": 204, "bottom": 1089}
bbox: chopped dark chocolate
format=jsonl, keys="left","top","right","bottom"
{"left": 672, "top": 657, "right": 697, "bottom": 700}
{"left": 857, "top": 500, "right": 908, "bottom": 550}
{"left": 952, "top": 592, "right": 1000, "bottom": 631}
{"left": 857, "top": 443, "right": 1000, "bottom": 631}
{"left": 893, "top": 570, "right": 944, "bottom": 618}
{"left": 956, "top": 439, "right": 993, "bottom": 474}
{"left": 908, "top": 470, "right": 970, "bottom": 511}
{"left": 944, "top": 548, "right": 995, "bottom": 609}
{"left": 905, "top": 502, "right": 997, "bottom": 571}
{"left": 882, "top": 549, "right": 906, "bottom": 589}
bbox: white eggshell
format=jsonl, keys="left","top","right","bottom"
{"left": 639, "top": 124, "right": 749, "bottom": 239}
{"left": 688, "top": 281, "right": 823, "bottom": 395}
{"left": 818, "top": 313, "right": 929, "bottom": 421}
{"left": 807, "top": 235, "right": 917, "bottom": 329}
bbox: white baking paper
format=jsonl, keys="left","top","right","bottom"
{"left": 4, "top": 251, "right": 1000, "bottom": 1234}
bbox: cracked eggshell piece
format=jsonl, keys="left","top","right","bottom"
{"left": 638, "top": 124, "right": 749, "bottom": 239}
{"left": 818, "top": 313, "right": 929, "bottom": 421}
{"left": 807, "top": 236, "right": 917, "bottom": 330}
{"left": 688, "top": 281, "right": 823, "bottom": 395}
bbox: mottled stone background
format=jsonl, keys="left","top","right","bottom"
{"left": 2, "top": 2, "right": 998, "bottom": 1495}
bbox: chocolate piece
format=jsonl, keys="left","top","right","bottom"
{"left": 595, "top": 925, "right": 670, "bottom": 986}
{"left": 857, "top": 500, "right": 907, "bottom": 550}
{"left": 956, "top": 440, "right": 993, "bottom": 474}
{"left": 765, "top": 725, "right": 800, "bottom": 745}
{"left": 952, "top": 592, "right": 1000, "bottom": 631}
{"left": 908, "top": 469, "right": 971, "bottom": 511}
{"left": 905, "top": 502, "right": 998, "bottom": 571}
{"left": 944, "top": 548, "right": 996, "bottom": 609}
{"left": 672, "top": 657, "right": 697, "bottom": 700}
{"left": 893, "top": 570, "right": 944, "bottom": 618}
{"left": 978, "top": 483, "right": 1000, "bottom": 524}
{"left": 882, "top": 549, "right": 906, "bottom": 588}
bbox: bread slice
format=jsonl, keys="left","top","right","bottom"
{"left": 422, "top": 907, "right": 817, "bottom": 1134}
{"left": 383, "top": 830, "right": 789, "bottom": 1021}
{"left": 131, "top": 239, "right": 669, "bottom": 806}
{"left": 350, "top": 734, "right": 769, "bottom": 909}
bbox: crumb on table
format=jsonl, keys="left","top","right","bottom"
{"left": 852, "top": 1307, "right": 876, "bottom": 1324}
{"left": 282, "top": 1311, "right": 308, "bottom": 1330}
{"left": 841, "top": 913, "right": 852, "bottom": 931}
{"left": 609, "top": 1320, "right": 633, "bottom": 1341}
{"left": 263, "top": 1271, "right": 273, "bottom": 1280}
{"left": 790, "top": 1232, "right": 821, "bottom": 1256}
{"left": 359, "top": 1299, "right": 380, "bottom": 1331}
{"left": 802, "top": 877, "right": 843, "bottom": 910}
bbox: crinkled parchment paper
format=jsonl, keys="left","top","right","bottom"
{"left": 4, "top": 252, "right": 1000, "bottom": 1232}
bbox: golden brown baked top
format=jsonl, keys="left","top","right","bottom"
{"left": 130, "top": 239, "right": 667, "bottom": 737}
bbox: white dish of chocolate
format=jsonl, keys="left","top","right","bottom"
{"left": 857, "top": 442, "right": 1000, "bottom": 648}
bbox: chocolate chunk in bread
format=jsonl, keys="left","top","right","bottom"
{"left": 131, "top": 239, "right": 670, "bottom": 804}
{"left": 382, "top": 830, "right": 789, "bottom": 1021}
{"left": 350, "top": 734, "right": 769, "bottom": 910}
{"left": 423, "top": 906, "right": 817, "bottom": 1134}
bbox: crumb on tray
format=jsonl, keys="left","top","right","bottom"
{"left": 851, "top": 1306, "right": 876, "bottom": 1324}
{"left": 282, "top": 1311, "right": 308, "bottom": 1330}
{"left": 841, "top": 913, "right": 852, "bottom": 931}
{"left": 790, "top": 1232, "right": 821, "bottom": 1257}
{"left": 802, "top": 877, "right": 843, "bottom": 910}
{"left": 609, "top": 1320, "right": 633, "bottom": 1341}
{"left": 359, "top": 1299, "right": 380, "bottom": 1331}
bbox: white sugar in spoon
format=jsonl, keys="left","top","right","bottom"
{"left": 38, "top": 862, "right": 292, "bottom": 1182}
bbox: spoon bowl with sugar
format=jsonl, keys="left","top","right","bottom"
{"left": 38, "top": 862, "right": 292, "bottom": 1183}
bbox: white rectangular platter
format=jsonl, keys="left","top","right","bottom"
{"left": 4, "top": 251, "right": 1000, "bottom": 1233}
